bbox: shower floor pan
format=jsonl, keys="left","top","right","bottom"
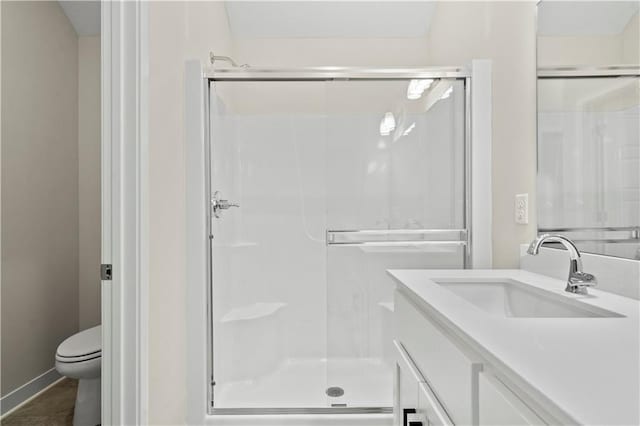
{"left": 214, "top": 357, "right": 392, "bottom": 409}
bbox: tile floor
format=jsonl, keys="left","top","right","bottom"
{"left": 1, "top": 379, "right": 77, "bottom": 426}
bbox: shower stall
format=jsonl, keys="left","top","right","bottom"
{"left": 193, "top": 64, "right": 488, "bottom": 416}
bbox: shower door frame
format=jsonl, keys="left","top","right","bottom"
{"left": 200, "top": 65, "right": 483, "bottom": 416}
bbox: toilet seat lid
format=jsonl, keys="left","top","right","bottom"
{"left": 56, "top": 325, "right": 101, "bottom": 359}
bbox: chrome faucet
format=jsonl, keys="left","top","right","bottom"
{"left": 527, "top": 234, "right": 597, "bottom": 295}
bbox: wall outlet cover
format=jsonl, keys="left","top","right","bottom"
{"left": 515, "top": 193, "right": 529, "bottom": 224}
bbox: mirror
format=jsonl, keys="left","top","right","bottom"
{"left": 536, "top": 1, "right": 640, "bottom": 260}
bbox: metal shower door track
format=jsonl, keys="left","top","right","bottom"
{"left": 205, "top": 66, "right": 471, "bottom": 81}
{"left": 537, "top": 65, "right": 640, "bottom": 78}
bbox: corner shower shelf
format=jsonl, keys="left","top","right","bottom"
{"left": 378, "top": 302, "right": 394, "bottom": 313}
{"left": 220, "top": 302, "right": 287, "bottom": 323}
{"left": 217, "top": 241, "right": 259, "bottom": 248}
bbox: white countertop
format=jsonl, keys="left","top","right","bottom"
{"left": 387, "top": 269, "right": 640, "bottom": 426}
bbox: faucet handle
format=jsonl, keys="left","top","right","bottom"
{"left": 527, "top": 234, "right": 598, "bottom": 295}
{"left": 567, "top": 271, "right": 597, "bottom": 294}
{"left": 570, "top": 271, "right": 597, "bottom": 285}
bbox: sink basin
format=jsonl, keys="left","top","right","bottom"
{"left": 435, "top": 279, "right": 623, "bottom": 318}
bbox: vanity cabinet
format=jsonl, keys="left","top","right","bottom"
{"left": 394, "top": 339, "right": 420, "bottom": 425}
{"left": 394, "top": 339, "right": 454, "bottom": 426}
{"left": 394, "top": 290, "right": 481, "bottom": 425}
{"left": 394, "top": 289, "right": 552, "bottom": 426}
{"left": 478, "top": 372, "right": 545, "bottom": 426}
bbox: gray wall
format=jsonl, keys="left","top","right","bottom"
{"left": 78, "top": 35, "right": 101, "bottom": 330}
{"left": 1, "top": 1, "right": 79, "bottom": 396}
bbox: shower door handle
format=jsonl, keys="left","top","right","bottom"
{"left": 211, "top": 191, "right": 239, "bottom": 218}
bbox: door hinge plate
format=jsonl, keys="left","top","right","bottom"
{"left": 101, "top": 264, "right": 113, "bottom": 281}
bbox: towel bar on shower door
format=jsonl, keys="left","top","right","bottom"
{"left": 325, "top": 229, "right": 468, "bottom": 247}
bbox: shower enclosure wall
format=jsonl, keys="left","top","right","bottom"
{"left": 198, "top": 66, "right": 483, "bottom": 416}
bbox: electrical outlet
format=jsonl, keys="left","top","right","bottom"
{"left": 515, "top": 193, "right": 528, "bottom": 224}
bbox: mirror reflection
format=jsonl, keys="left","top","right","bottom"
{"left": 538, "top": 1, "right": 639, "bottom": 67}
{"left": 537, "top": 1, "right": 640, "bottom": 260}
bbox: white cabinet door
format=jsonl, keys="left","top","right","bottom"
{"left": 394, "top": 340, "right": 454, "bottom": 426}
{"left": 394, "top": 340, "right": 422, "bottom": 426}
{"left": 479, "top": 372, "right": 546, "bottom": 426}
{"left": 417, "top": 381, "right": 454, "bottom": 426}
{"left": 395, "top": 291, "right": 481, "bottom": 425}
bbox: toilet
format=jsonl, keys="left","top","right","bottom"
{"left": 55, "top": 325, "right": 101, "bottom": 426}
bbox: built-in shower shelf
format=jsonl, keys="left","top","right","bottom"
{"left": 378, "top": 302, "right": 394, "bottom": 313}
{"left": 220, "top": 302, "right": 287, "bottom": 323}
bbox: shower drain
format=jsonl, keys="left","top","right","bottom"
{"left": 326, "top": 386, "right": 345, "bottom": 398}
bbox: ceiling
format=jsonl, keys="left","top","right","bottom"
{"left": 54, "top": 1, "right": 639, "bottom": 39}
{"left": 224, "top": 1, "right": 436, "bottom": 39}
{"left": 59, "top": 1, "right": 100, "bottom": 36}
{"left": 538, "top": 1, "right": 639, "bottom": 36}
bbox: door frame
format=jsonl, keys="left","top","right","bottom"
{"left": 101, "top": 1, "right": 149, "bottom": 424}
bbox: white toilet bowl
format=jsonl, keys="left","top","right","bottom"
{"left": 56, "top": 325, "right": 101, "bottom": 426}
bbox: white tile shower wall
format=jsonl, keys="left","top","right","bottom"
{"left": 211, "top": 111, "right": 328, "bottom": 368}
{"left": 520, "top": 245, "right": 640, "bottom": 300}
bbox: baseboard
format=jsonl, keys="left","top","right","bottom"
{"left": 0, "top": 367, "right": 63, "bottom": 417}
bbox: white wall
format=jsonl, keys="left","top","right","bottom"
{"left": 148, "top": 2, "right": 233, "bottom": 424}
{"left": 538, "top": 35, "right": 623, "bottom": 67}
{"left": 78, "top": 35, "right": 101, "bottom": 330}
{"left": 234, "top": 38, "right": 429, "bottom": 67}
{"left": 622, "top": 12, "right": 640, "bottom": 64}
{"left": 425, "top": 2, "right": 538, "bottom": 268}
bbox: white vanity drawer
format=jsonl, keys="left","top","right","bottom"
{"left": 395, "top": 290, "right": 481, "bottom": 425}
{"left": 478, "top": 372, "right": 546, "bottom": 426}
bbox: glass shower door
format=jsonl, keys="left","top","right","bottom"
{"left": 208, "top": 76, "right": 469, "bottom": 412}
{"left": 209, "top": 81, "right": 329, "bottom": 409}
{"left": 324, "top": 79, "right": 467, "bottom": 408}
